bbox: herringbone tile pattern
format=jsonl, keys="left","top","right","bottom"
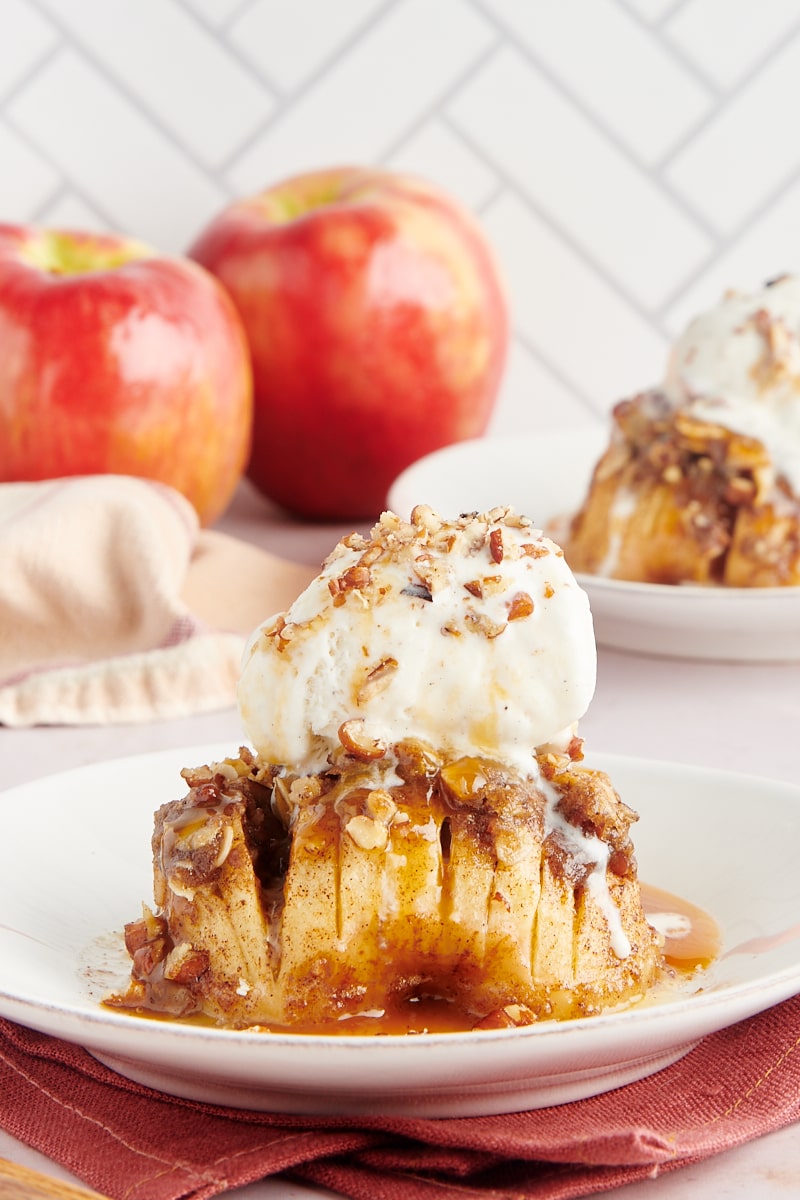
{"left": 2, "top": 0, "right": 799, "bottom": 435}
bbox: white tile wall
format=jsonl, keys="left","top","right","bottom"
{"left": 482, "top": 192, "right": 668, "bottom": 410}
{"left": 8, "top": 49, "right": 229, "bottom": 247}
{"left": 480, "top": 0, "right": 713, "bottom": 164}
{"left": 0, "top": 0, "right": 56, "bottom": 101}
{"left": 2, "top": 0, "right": 800, "bottom": 436}
{"left": 663, "top": 0, "right": 800, "bottom": 88}
{"left": 665, "top": 32, "right": 800, "bottom": 233}
{"left": 38, "top": 0, "right": 273, "bottom": 169}
{"left": 227, "top": 0, "right": 496, "bottom": 192}
{"left": 228, "top": 0, "right": 388, "bottom": 94}
{"left": 0, "top": 122, "right": 58, "bottom": 213}
{"left": 447, "top": 45, "right": 713, "bottom": 309}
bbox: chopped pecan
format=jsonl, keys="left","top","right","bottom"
{"left": 507, "top": 591, "right": 534, "bottom": 620}
{"left": 123, "top": 910, "right": 167, "bottom": 955}
{"left": 163, "top": 943, "right": 210, "bottom": 983}
{"left": 132, "top": 940, "right": 168, "bottom": 977}
{"left": 338, "top": 719, "right": 387, "bottom": 760}
{"left": 489, "top": 528, "right": 504, "bottom": 563}
{"left": 410, "top": 504, "right": 442, "bottom": 533}
{"left": 339, "top": 565, "right": 371, "bottom": 592}
{"left": 464, "top": 575, "right": 503, "bottom": 599}
{"left": 344, "top": 814, "right": 389, "bottom": 851}
{"left": 724, "top": 476, "right": 756, "bottom": 506}
{"left": 608, "top": 849, "right": 632, "bottom": 878}
{"left": 359, "top": 541, "right": 385, "bottom": 567}
{"left": 357, "top": 657, "right": 398, "bottom": 704}
{"left": 341, "top": 532, "right": 369, "bottom": 551}
{"left": 473, "top": 1003, "right": 536, "bottom": 1030}
{"left": 566, "top": 734, "right": 585, "bottom": 761}
{"left": 464, "top": 611, "right": 506, "bottom": 638}
{"left": 268, "top": 615, "right": 299, "bottom": 650}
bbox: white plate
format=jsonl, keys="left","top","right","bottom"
{"left": 2, "top": 745, "right": 800, "bottom": 1117}
{"left": 388, "top": 429, "right": 800, "bottom": 661}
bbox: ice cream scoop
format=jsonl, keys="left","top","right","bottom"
{"left": 664, "top": 275, "right": 800, "bottom": 492}
{"left": 238, "top": 506, "right": 596, "bottom": 776}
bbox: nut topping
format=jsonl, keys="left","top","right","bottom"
{"left": 163, "top": 942, "right": 210, "bottom": 983}
{"left": 507, "top": 591, "right": 534, "bottom": 621}
{"left": 344, "top": 814, "right": 389, "bottom": 851}
{"left": 338, "top": 719, "right": 387, "bottom": 760}
{"left": 489, "top": 528, "right": 504, "bottom": 563}
{"left": 357, "top": 657, "right": 399, "bottom": 704}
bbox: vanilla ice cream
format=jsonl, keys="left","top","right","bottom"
{"left": 238, "top": 505, "right": 596, "bottom": 777}
{"left": 664, "top": 275, "right": 800, "bottom": 493}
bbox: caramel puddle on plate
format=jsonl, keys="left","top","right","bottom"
{"left": 641, "top": 882, "right": 722, "bottom": 972}
{"left": 91, "top": 883, "right": 722, "bottom": 1036}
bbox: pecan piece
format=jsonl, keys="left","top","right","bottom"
{"left": 357, "top": 657, "right": 398, "bottom": 704}
{"left": 132, "top": 940, "right": 168, "bottom": 977}
{"left": 339, "top": 565, "right": 371, "bottom": 592}
{"left": 338, "top": 719, "right": 386, "bottom": 760}
{"left": 507, "top": 591, "right": 534, "bottom": 620}
{"left": 163, "top": 943, "right": 210, "bottom": 984}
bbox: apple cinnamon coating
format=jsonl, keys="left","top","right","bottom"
{"left": 564, "top": 391, "right": 800, "bottom": 586}
{"left": 109, "top": 743, "right": 664, "bottom": 1030}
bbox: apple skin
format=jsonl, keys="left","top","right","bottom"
{"left": 0, "top": 224, "right": 253, "bottom": 526}
{"left": 188, "top": 167, "right": 508, "bottom": 520}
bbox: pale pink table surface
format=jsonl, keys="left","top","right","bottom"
{"left": 3, "top": 479, "right": 800, "bottom": 1199}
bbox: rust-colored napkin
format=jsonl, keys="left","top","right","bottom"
{"left": 0, "top": 476, "right": 314, "bottom": 726}
{"left": 1, "top": 996, "right": 799, "bottom": 1200}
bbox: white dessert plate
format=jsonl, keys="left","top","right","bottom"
{"left": 2, "top": 744, "right": 800, "bottom": 1117}
{"left": 388, "top": 428, "right": 800, "bottom": 661}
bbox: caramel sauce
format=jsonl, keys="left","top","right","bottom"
{"left": 251, "top": 996, "right": 479, "bottom": 1037}
{"left": 641, "top": 882, "right": 722, "bottom": 972}
{"left": 115, "top": 883, "right": 721, "bottom": 1037}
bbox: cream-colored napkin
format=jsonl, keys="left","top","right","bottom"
{"left": 0, "top": 476, "right": 315, "bottom": 727}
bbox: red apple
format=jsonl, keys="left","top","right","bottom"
{"left": 188, "top": 167, "right": 508, "bottom": 520}
{"left": 0, "top": 224, "right": 253, "bottom": 525}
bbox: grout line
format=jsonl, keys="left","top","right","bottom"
{"left": 612, "top": 0, "right": 723, "bottom": 95}
{"left": 21, "top": 0, "right": 257, "bottom": 186}
{"left": 655, "top": 18, "right": 800, "bottom": 174}
{"left": 443, "top": 110, "right": 678, "bottom": 343}
{"left": 655, "top": 0, "right": 693, "bottom": 26}
{"left": 510, "top": 330, "right": 609, "bottom": 421}
{"left": 220, "top": 0, "right": 261, "bottom": 31}
{"left": 9, "top": 0, "right": 795, "bottom": 370}
{"left": 172, "top": 0, "right": 285, "bottom": 98}
{"left": 28, "top": 174, "right": 137, "bottom": 237}
{"left": 654, "top": 156, "right": 800, "bottom": 322}
{"left": 216, "top": 0, "right": 405, "bottom": 176}
{"left": 376, "top": 37, "right": 503, "bottom": 169}
{"left": 28, "top": 178, "right": 124, "bottom": 236}
{"left": 0, "top": 41, "right": 130, "bottom": 234}
{"left": 473, "top": 175, "right": 506, "bottom": 217}
{"left": 0, "top": 36, "right": 62, "bottom": 109}
{"left": 28, "top": 180, "right": 71, "bottom": 224}
{"left": 466, "top": 0, "right": 722, "bottom": 242}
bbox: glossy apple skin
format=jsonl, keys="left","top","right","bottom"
{"left": 189, "top": 168, "right": 508, "bottom": 520}
{"left": 0, "top": 224, "right": 253, "bottom": 525}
